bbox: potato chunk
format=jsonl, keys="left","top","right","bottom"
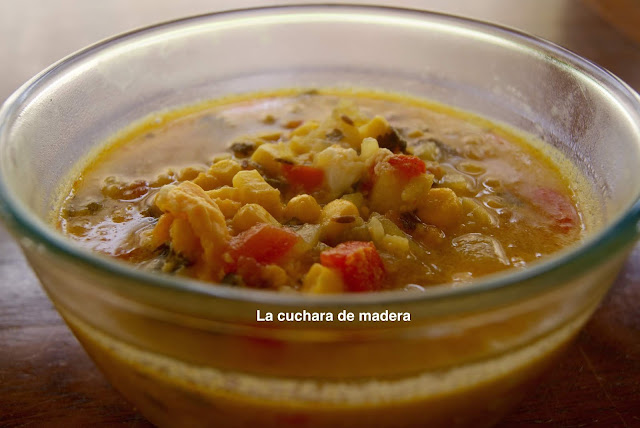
{"left": 369, "top": 156, "right": 433, "bottom": 213}
{"left": 232, "top": 170, "right": 283, "bottom": 217}
{"left": 232, "top": 203, "right": 279, "bottom": 233}
{"left": 302, "top": 263, "right": 345, "bottom": 294}
{"left": 251, "top": 143, "right": 294, "bottom": 176}
{"left": 359, "top": 115, "right": 392, "bottom": 140}
{"left": 193, "top": 159, "right": 241, "bottom": 190}
{"left": 206, "top": 186, "right": 240, "bottom": 201}
{"left": 206, "top": 186, "right": 242, "bottom": 218}
{"left": 314, "top": 146, "right": 364, "bottom": 199}
{"left": 213, "top": 198, "right": 242, "bottom": 219}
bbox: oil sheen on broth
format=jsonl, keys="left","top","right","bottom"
{"left": 57, "top": 89, "right": 585, "bottom": 292}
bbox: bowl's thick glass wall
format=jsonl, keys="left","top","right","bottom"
{"left": 2, "top": 6, "right": 640, "bottom": 428}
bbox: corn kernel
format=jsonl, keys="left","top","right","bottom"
{"left": 193, "top": 159, "right": 241, "bottom": 190}
{"left": 232, "top": 170, "right": 283, "bottom": 217}
{"left": 232, "top": 203, "right": 279, "bottom": 232}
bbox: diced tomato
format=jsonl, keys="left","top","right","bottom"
{"left": 387, "top": 155, "right": 426, "bottom": 179}
{"left": 281, "top": 164, "right": 325, "bottom": 193}
{"left": 228, "top": 224, "right": 300, "bottom": 269}
{"left": 320, "top": 241, "right": 385, "bottom": 292}
{"left": 531, "top": 187, "right": 578, "bottom": 232}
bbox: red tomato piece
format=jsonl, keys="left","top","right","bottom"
{"left": 320, "top": 241, "right": 385, "bottom": 292}
{"left": 531, "top": 187, "right": 578, "bottom": 231}
{"left": 229, "top": 224, "right": 300, "bottom": 267}
{"left": 387, "top": 155, "right": 426, "bottom": 179}
{"left": 281, "top": 164, "right": 325, "bottom": 193}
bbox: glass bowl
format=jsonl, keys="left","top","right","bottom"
{"left": 1, "top": 5, "right": 640, "bottom": 428}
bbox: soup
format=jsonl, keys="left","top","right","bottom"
{"left": 58, "top": 89, "right": 586, "bottom": 292}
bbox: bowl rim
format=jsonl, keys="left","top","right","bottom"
{"left": 1, "top": 3, "right": 640, "bottom": 310}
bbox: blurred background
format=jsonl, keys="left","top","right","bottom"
{"left": 1, "top": 1, "right": 639, "bottom": 427}
{"left": 1, "top": 0, "right": 640, "bottom": 103}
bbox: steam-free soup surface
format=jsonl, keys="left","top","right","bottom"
{"left": 58, "top": 89, "right": 584, "bottom": 292}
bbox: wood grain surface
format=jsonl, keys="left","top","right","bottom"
{"left": 1, "top": 1, "right": 639, "bottom": 427}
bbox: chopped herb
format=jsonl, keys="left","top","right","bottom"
{"left": 240, "top": 159, "right": 261, "bottom": 170}
{"left": 376, "top": 128, "right": 408, "bottom": 153}
{"left": 341, "top": 115, "right": 354, "bottom": 126}
{"left": 423, "top": 137, "right": 458, "bottom": 157}
{"left": 230, "top": 142, "right": 256, "bottom": 157}
{"left": 265, "top": 177, "right": 289, "bottom": 192}
{"left": 162, "top": 248, "right": 192, "bottom": 273}
{"left": 285, "top": 218, "right": 304, "bottom": 226}
{"left": 64, "top": 201, "right": 103, "bottom": 217}
{"left": 62, "top": 207, "right": 81, "bottom": 218}
{"left": 395, "top": 126, "right": 409, "bottom": 136}
{"left": 274, "top": 157, "right": 295, "bottom": 165}
{"left": 333, "top": 215, "right": 356, "bottom": 224}
{"left": 326, "top": 128, "right": 344, "bottom": 142}
{"left": 239, "top": 159, "right": 287, "bottom": 190}
{"left": 221, "top": 273, "right": 244, "bottom": 286}
{"left": 262, "top": 114, "right": 276, "bottom": 124}
{"left": 400, "top": 211, "right": 421, "bottom": 232}
{"left": 284, "top": 120, "right": 303, "bottom": 129}
{"left": 87, "top": 202, "right": 102, "bottom": 215}
{"left": 156, "top": 243, "right": 170, "bottom": 256}
{"left": 141, "top": 204, "right": 162, "bottom": 218}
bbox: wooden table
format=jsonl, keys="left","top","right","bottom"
{"left": 1, "top": 1, "right": 639, "bottom": 426}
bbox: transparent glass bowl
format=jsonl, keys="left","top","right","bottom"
{"left": 1, "top": 5, "right": 640, "bottom": 428}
